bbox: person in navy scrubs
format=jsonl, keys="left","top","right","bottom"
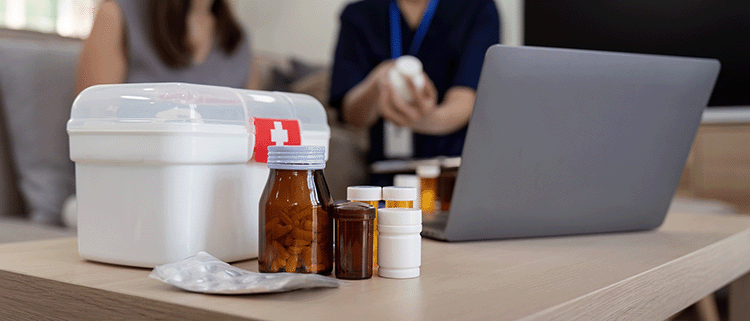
{"left": 330, "top": 0, "right": 500, "bottom": 184}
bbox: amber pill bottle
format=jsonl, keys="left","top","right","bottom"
{"left": 258, "top": 146, "right": 333, "bottom": 274}
{"left": 394, "top": 174, "right": 420, "bottom": 209}
{"left": 383, "top": 186, "right": 416, "bottom": 209}
{"left": 417, "top": 164, "right": 440, "bottom": 214}
{"left": 333, "top": 202, "right": 376, "bottom": 279}
{"left": 438, "top": 158, "right": 460, "bottom": 211}
{"left": 347, "top": 186, "right": 381, "bottom": 267}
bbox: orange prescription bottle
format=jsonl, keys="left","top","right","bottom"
{"left": 438, "top": 157, "right": 461, "bottom": 211}
{"left": 258, "top": 146, "right": 333, "bottom": 274}
{"left": 383, "top": 186, "right": 417, "bottom": 209}
{"left": 347, "top": 186, "right": 382, "bottom": 267}
{"left": 417, "top": 164, "right": 440, "bottom": 214}
{"left": 394, "top": 174, "right": 420, "bottom": 209}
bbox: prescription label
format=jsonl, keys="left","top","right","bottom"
{"left": 253, "top": 117, "right": 301, "bottom": 163}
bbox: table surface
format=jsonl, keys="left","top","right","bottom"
{"left": 2, "top": 211, "right": 750, "bottom": 321}
{"left": 0, "top": 217, "right": 75, "bottom": 244}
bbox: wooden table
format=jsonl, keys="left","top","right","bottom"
{"left": 0, "top": 218, "right": 75, "bottom": 243}
{"left": 2, "top": 211, "right": 750, "bottom": 320}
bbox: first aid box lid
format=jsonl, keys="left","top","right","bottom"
{"left": 67, "top": 83, "right": 328, "bottom": 135}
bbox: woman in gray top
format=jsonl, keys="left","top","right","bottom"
{"left": 75, "top": 0, "right": 256, "bottom": 95}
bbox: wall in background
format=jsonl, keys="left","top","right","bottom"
{"left": 0, "top": 0, "right": 96, "bottom": 37}
{"left": 232, "top": 0, "right": 522, "bottom": 64}
{"left": 1, "top": 0, "right": 522, "bottom": 60}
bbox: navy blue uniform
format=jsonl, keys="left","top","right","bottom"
{"left": 329, "top": 0, "right": 500, "bottom": 166}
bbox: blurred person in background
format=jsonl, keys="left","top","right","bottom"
{"left": 75, "top": 0, "right": 258, "bottom": 94}
{"left": 329, "top": 0, "right": 500, "bottom": 185}
{"left": 66, "top": 0, "right": 256, "bottom": 227}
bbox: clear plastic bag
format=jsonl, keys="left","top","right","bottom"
{"left": 149, "top": 252, "right": 346, "bottom": 294}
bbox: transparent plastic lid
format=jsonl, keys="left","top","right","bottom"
{"left": 67, "top": 83, "right": 329, "bottom": 134}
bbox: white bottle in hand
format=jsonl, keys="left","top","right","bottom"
{"left": 388, "top": 55, "right": 426, "bottom": 102}
{"left": 384, "top": 55, "right": 425, "bottom": 158}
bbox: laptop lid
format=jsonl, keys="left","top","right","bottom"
{"left": 441, "top": 45, "right": 720, "bottom": 241}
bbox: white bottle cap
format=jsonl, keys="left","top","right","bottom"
{"left": 378, "top": 208, "right": 422, "bottom": 226}
{"left": 416, "top": 164, "right": 440, "bottom": 178}
{"left": 346, "top": 186, "right": 382, "bottom": 201}
{"left": 442, "top": 157, "right": 461, "bottom": 169}
{"left": 394, "top": 174, "right": 419, "bottom": 187}
{"left": 395, "top": 55, "right": 423, "bottom": 77}
{"left": 383, "top": 186, "right": 417, "bottom": 201}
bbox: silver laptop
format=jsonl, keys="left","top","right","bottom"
{"left": 421, "top": 45, "right": 720, "bottom": 241}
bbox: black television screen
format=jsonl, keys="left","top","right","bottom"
{"left": 524, "top": 0, "right": 750, "bottom": 107}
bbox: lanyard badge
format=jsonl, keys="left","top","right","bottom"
{"left": 385, "top": 0, "right": 439, "bottom": 159}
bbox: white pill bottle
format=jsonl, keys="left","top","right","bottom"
{"left": 377, "top": 208, "right": 422, "bottom": 278}
{"left": 388, "top": 55, "right": 426, "bottom": 102}
{"left": 384, "top": 55, "right": 425, "bottom": 158}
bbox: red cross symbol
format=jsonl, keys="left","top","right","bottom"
{"left": 270, "top": 121, "right": 288, "bottom": 146}
{"left": 253, "top": 117, "right": 301, "bottom": 163}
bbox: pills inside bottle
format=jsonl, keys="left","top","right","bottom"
{"left": 383, "top": 186, "right": 417, "bottom": 209}
{"left": 438, "top": 157, "right": 460, "bottom": 211}
{"left": 417, "top": 164, "right": 440, "bottom": 214}
{"left": 394, "top": 174, "right": 420, "bottom": 209}
{"left": 333, "top": 202, "right": 376, "bottom": 280}
{"left": 347, "top": 186, "right": 382, "bottom": 267}
{"left": 258, "top": 146, "right": 333, "bottom": 274}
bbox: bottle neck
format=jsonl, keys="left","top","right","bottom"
{"left": 270, "top": 168, "right": 321, "bottom": 174}
{"left": 267, "top": 164, "right": 325, "bottom": 170}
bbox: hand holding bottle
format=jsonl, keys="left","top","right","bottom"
{"left": 379, "top": 56, "right": 438, "bottom": 127}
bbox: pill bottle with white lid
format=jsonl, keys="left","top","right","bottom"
{"left": 394, "top": 174, "right": 420, "bottom": 209}
{"left": 388, "top": 55, "right": 426, "bottom": 103}
{"left": 384, "top": 55, "right": 424, "bottom": 159}
{"left": 438, "top": 157, "right": 461, "bottom": 211}
{"left": 378, "top": 208, "right": 422, "bottom": 279}
{"left": 383, "top": 186, "right": 417, "bottom": 209}
{"left": 417, "top": 164, "right": 440, "bottom": 214}
{"left": 347, "top": 186, "right": 382, "bottom": 267}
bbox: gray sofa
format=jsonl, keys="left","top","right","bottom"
{"left": 0, "top": 29, "right": 367, "bottom": 226}
{"left": 0, "top": 29, "right": 79, "bottom": 225}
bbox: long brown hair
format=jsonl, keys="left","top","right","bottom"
{"left": 148, "top": 0, "right": 244, "bottom": 69}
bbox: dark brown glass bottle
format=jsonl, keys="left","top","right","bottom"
{"left": 258, "top": 146, "right": 333, "bottom": 274}
{"left": 333, "top": 202, "right": 376, "bottom": 279}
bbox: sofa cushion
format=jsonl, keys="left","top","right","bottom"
{"left": 0, "top": 86, "right": 25, "bottom": 218}
{"left": 0, "top": 38, "right": 79, "bottom": 224}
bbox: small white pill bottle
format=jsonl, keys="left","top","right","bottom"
{"left": 388, "top": 55, "right": 426, "bottom": 102}
{"left": 377, "top": 208, "right": 422, "bottom": 279}
{"left": 384, "top": 55, "right": 425, "bottom": 159}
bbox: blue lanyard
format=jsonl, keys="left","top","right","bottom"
{"left": 390, "top": 0, "right": 439, "bottom": 59}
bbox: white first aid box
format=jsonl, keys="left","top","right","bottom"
{"left": 67, "top": 83, "right": 330, "bottom": 267}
